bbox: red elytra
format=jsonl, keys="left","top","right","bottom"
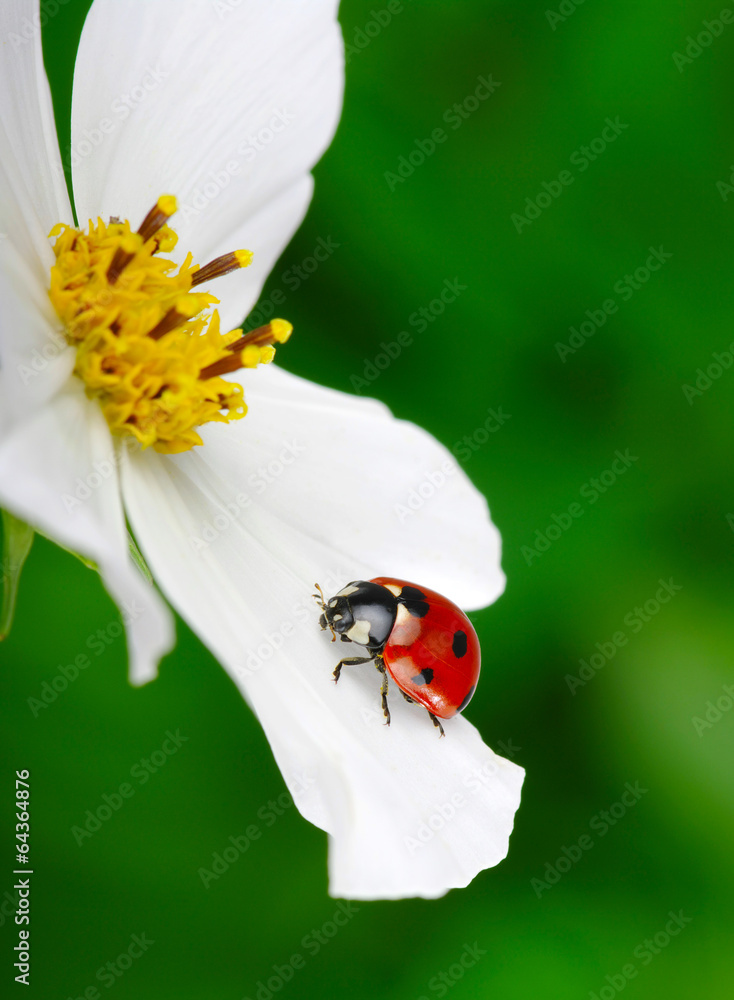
{"left": 371, "top": 577, "right": 481, "bottom": 720}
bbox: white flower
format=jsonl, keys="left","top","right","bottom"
{"left": 0, "top": 0, "right": 523, "bottom": 899}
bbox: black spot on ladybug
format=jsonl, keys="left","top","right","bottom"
{"left": 411, "top": 668, "right": 434, "bottom": 686}
{"left": 457, "top": 684, "right": 476, "bottom": 713}
{"left": 452, "top": 630, "right": 468, "bottom": 658}
{"left": 405, "top": 601, "right": 429, "bottom": 618}
{"left": 398, "top": 586, "right": 429, "bottom": 618}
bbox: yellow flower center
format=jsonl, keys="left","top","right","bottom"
{"left": 48, "top": 195, "right": 292, "bottom": 454}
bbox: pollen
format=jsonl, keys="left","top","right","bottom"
{"left": 48, "top": 196, "right": 292, "bottom": 454}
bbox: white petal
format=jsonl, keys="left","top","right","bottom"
{"left": 0, "top": 239, "right": 75, "bottom": 430}
{"left": 0, "top": 0, "right": 72, "bottom": 270}
{"left": 0, "top": 382, "right": 174, "bottom": 684}
{"left": 225, "top": 363, "right": 505, "bottom": 609}
{"left": 121, "top": 372, "right": 520, "bottom": 898}
{"left": 71, "top": 0, "right": 343, "bottom": 325}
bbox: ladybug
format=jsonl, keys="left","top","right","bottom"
{"left": 314, "top": 578, "right": 480, "bottom": 736}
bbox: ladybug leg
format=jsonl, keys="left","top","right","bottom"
{"left": 374, "top": 656, "right": 391, "bottom": 726}
{"left": 400, "top": 691, "right": 414, "bottom": 704}
{"left": 380, "top": 670, "right": 391, "bottom": 726}
{"left": 333, "top": 656, "right": 372, "bottom": 684}
{"left": 428, "top": 711, "right": 445, "bottom": 738}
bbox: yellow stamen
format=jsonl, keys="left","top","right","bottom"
{"left": 191, "top": 249, "right": 254, "bottom": 287}
{"left": 198, "top": 335, "right": 279, "bottom": 380}
{"left": 48, "top": 197, "right": 291, "bottom": 454}
{"left": 138, "top": 194, "right": 178, "bottom": 243}
{"left": 225, "top": 319, "right": 293, "bottom": 354}
{"left": 147, "top": 295, "right": 215, "bottom": 341}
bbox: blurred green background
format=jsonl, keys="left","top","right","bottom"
{"left": 2, "top": 0, "right": 733, "bottom": 997}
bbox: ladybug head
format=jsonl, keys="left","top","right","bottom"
{"left": 313, "top": 582, "right": 355, "bottom": 640}
{"left": 313, "top": 580, "right": 398, "bottom": 651}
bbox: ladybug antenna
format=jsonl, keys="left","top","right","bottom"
{"left": 313, "top": 583, "right": 337, "bottom": 642}
{"left": 312, "top": 582, "right": 327, "bottom": 610}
